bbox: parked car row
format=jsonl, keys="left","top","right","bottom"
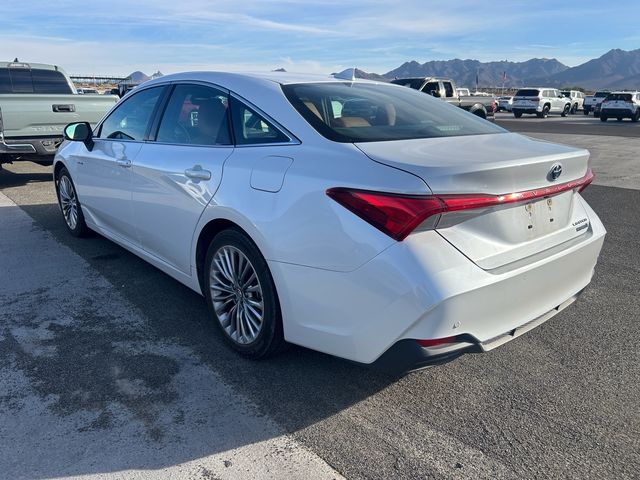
{"left": 504, "top": 87, "right": 640, "bottom": 122}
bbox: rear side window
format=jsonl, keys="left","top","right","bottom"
{"left": 31, "top": 69, "right": 72, "bottom": 94}
{"left": 229, "top": 97, "right": 290, "bottom": 145}
{"left": 97, "top": 87, "right": 164, "bottom": 141}
{"left": 8, "top": 69, "right": 34, "bottom": 93}
{"left": 156, "top": 84, "right": 231, "bottom": 146}
{"left": 515, "top": 89, "right": 540, "bottom": 97}
{"left": 0, "top": 69, "right": 12, "bottom": 93}
{"left": 0, "top": 67, "right": 72, "bottom": 94}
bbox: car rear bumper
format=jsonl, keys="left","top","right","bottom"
{"left": 601, "top": 108, "right": 636, "bottom": 118}
{"left": 512, "top": 106, "right": 543, "bottom": 114}
{"left": 270, "top": 196, "right": 606, "bottom": 367}
{"left": 0, "top": 134, "right": 63, "bottom": 158}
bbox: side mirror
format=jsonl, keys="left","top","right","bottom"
{"left": 64, "top": 122, "right": 94, "bottom": 151}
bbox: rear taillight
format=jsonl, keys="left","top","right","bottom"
{"left": 531, "top": 97, "right": 540, "bottom": 102}
{"left": 327, "top": 169, "right": 594, "bottom": 241}
{"left": 325, "top": 189, "right": 445, "bottom": 241}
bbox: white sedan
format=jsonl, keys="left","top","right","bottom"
{"left": 54, "top": 72, "right": 605, "bottom": 371}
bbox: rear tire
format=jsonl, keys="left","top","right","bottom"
{"left": 600, "top": 116, "right": 608, "bottom": 122}
{"left": 632, "top": 110, "right": 640, "bottom": 122}
{"left": 513, "top": 110, "right": 523, "bottom": 118}
{"left": 571, "top": 103, "right": 578, "bottom": 114}
{"left": 583, "top": 109, "right": 589, "bottom": 116}
{"left": 55, "top": 167, "right": 88, "bottom": 237}
{"left": 204, "top": 228, "right": 286, "bottom": 359}
{"left": 537, "top": 105, "right": 550, "bottom": 118}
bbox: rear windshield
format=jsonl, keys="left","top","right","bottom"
{"left": 282, "top": 82, "right": 505, "bottom": 143}
{"left": 390, "top": 78, "right": 425, "bottom": 90}
{"left": 595, "top": 91, "right": 609, "bottom": 98}
{"left": 606, "top": 93, "right": 632, "bottom": 101}
{"left": 0, "top": 67, "right": 72, "bottom": 94}
{"left": 515, "top": 89, "right": 540, "bottom": 97}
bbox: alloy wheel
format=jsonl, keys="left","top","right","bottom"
{"left": 58, "top": 175, "right": 78, "bottom": 230}
{"left": 209, "top": 245, "right": 264, "bottom": 345}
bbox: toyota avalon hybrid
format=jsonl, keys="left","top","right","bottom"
{"left": 54, "top": 72, "right": 605, "bottom": 370}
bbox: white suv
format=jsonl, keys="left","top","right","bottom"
{"left": 561, "top": 90, "right": 585, "bottom": 114}
{"left": 599, "top": 92, "right": 640, "bottom": 122}
{"left": 512, "top": 88, "right": 572, "bottom": 118}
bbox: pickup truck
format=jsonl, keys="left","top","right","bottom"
{"left": 0, "top": 61, "right": 118, "bottom": 167}
{"left": 583, "top": 91, "right": 610, "bottom": 116}
{"left": 390, "top": 77, "right": 496, "bottom": 120}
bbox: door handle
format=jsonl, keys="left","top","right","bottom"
{"left": 116, "top": 158, "right": 131, "bottom": 168}
{"left": 52, "top": 104, "right": 76, "bottom": 113}
{"left": 185, "top": 165, "right": 211, "bottom": 181}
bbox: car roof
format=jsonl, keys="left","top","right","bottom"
{"left": 143, "top": 71, "right": 383, "bottom": 88}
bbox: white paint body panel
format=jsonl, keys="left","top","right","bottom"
{"left": 54, "top": 71, "right": 606, "bottom": 364}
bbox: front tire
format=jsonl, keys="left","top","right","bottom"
{"left": 561, "top": 104, "right": 571, "bottom": 117}
{"left": 600, "top": 116, "right": 608, "bottom": 122}
{"left": 204, "top": 229, "right": 285, "bottom": 359}
{"left": 55, "top": 167, "right": 88, "bottom": 237}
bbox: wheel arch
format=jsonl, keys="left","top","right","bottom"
{"left": 193, "top": 212, "right": 270, "bottom": 295}
{"left": 53, "top": 159, "right": 67, "bottom": 180}
{"left": 469, "top": 104, "right": 487, "bottom": 118}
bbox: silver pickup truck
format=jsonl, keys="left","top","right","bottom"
{"left": 0, "top": 61, "right": 118, "bottom": 166}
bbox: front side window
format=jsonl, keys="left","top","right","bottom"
{"left": 97, "top": 87, "right": 163, "bottom": 141}
{"left": 156, "top": 84, "right": 231, "bottom": 146}
{"left": 422, "top": 82, "right": 440, "bottom": 96}
{"left": 230, "top": 97, "right": 289, "bottom": 145}
{"left": 283, "top": 82, "right": 505, "bottom": 143}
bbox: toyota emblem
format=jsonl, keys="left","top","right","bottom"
{"left": 548, "top": 164, "right": 562, "bottom": 181}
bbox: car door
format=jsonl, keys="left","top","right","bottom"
{"left": 553, "top": 90, "right": 564, "bottom": 112}
{"left": 74, "top": 85, "right": 165, "bottom": 243}
{"left": 130, "top": 83, "right": 234, "bottom": 274}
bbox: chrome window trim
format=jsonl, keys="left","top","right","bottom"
{"left": 94, "top": 79, "right": 301, "bottom": 147}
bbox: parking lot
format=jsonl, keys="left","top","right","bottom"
{"left": 1, "top": 115, "right": 639, "bottom": 479}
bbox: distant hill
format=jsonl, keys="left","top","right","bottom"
{"left": 537, "top": 48, "right": 640, "bottom": 90}
{"left": 125, "top": 71, "right": 150, "bottom": 83}
{"left": 383, "top": 58, "right": 569, "bottom": 88}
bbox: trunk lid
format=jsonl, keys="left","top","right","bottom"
{"left": 356, "top": 133, "right": 593, "bottom": 270}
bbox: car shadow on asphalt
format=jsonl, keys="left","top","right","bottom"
{"left": 0, "top": 167, "right": 52, "bottom": 188}
{"left": 5, "top": 183, "right": 639, "bottom": 479}
{"left": 3, "top": 199, "right": 405, "bottom": 478}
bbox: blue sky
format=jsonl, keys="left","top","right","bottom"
{"left": 3, "top": 0, "right": 640, "bottom": 76}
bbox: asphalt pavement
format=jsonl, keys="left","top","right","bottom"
{"left": 0, "top": 117, "right": 638, "bottom": 479}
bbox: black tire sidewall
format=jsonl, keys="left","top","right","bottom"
{"left": 56, "top": 167, "right": 87, "bottom": 237}
{"left": 204, "top": 228, "right": 284, "bottom": 358}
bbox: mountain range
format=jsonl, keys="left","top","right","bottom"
{"left": 358, "top": 48, "right": 640, "bottom": 91}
